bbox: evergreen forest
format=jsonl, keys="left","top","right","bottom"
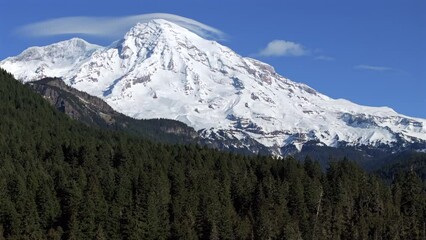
{"left": 0, "top": 69, "right": 425, "bottom": 239}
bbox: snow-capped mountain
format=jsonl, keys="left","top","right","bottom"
{"left": 1, "top": 38, "right": 101, "bottom": 81}
{"left": 1, "top": 19, "right": 425, "bottom": 155}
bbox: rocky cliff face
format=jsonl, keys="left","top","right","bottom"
{"left": 24, "top": 77, "right": 426, "bottom": 170}
{"left": 2, "top": 19, "right": 425, "bottom": 156}
{"left": 29, "top": 78, "right": 116, "bottom": 123}
{"left": 28, "top": 78, "right": 198, "bottom": 144}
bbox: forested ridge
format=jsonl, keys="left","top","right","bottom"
{"left": 0, "top": 68, "right": 425, "bottom": 239}
{"left": 27, "top": 77, "right": 198, "bottom": 145}
{"left": 376, "top": 151, "right": 426, "bottom": 183}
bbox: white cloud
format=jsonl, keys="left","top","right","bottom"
{"left": 16, "top": 13, "right": 226, "bottom": 40}
{"left": 354, "top": 65, "right": 393, "bottom": 71}
{"left": 258, "top": 40, "right": 308, "bottom": 57}
{"left": 315, "top": 55, "right": 335, "bottom": 61}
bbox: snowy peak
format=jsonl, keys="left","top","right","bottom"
{"left": 21, "top": 38, "right": 98, "bottom": 58}
{"left": 1, "top": 19, "right": 425, "bottom": 155}
{"left": 124, "top": 19, "right": 191, "bottom": 40}
{"left": 1, "top": 38, "right": 101, "bottom": 82}
{"left": 116, "top": 19, "right": 240, "bottom": 74}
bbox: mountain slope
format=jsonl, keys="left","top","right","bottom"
{"left": 375, "top": 151, "right": 426, "bottom": 182}
{"left": 1, "top": 19, "right": 425, "bottom": 155}
{"left": 25, "top": 76, "right": 420, "bottom": 169}
{"left": 0, "top": 38, "right": 101, "bottom": 81}
{"left": 28, "top": 77, "right": 197, "bottom": 144}
{"left": 2, "top": 68, "right": 425, "bottom": 240}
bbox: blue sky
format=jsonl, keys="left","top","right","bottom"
{"left": 1, "top": 0, "right": 425, "bottom": 118}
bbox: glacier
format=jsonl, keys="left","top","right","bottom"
{"left": 1, "top": 19, "right": 425, "bottom": 155}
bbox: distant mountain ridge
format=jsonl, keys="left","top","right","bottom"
{"left": 1, "top": 19, "right": 425, "bottom": 155}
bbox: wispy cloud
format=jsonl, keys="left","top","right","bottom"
{"left": 16, "top": 13, "right": 226, "bottom": 40}
{"left": 258, "top": 40, "right": 308, "bottom": 57}
{"left": 354, "top": 65, "right": 393, "bottom": 71}
{"left": 315, "top": 55, "right": 335, "bottom": 61}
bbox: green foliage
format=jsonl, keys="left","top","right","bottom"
{"left": 0, "top": 69, "right": 425, "bottom": 239}
{"left": 376, "top": 151, "right": 426, "bottom": 182}
{"left": 28, "top": 77, "right": 198, "bottom": 146}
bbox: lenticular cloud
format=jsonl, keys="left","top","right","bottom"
{"left": 16, "top": 13, "right": 226, "bottom": 40}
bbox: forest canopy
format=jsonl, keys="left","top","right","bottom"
{"left": 0, "top": 69, "right": 425, "bottom": 239}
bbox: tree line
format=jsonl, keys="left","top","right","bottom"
{"left": 0, "top": 69, "right": 425, "bottom": 239}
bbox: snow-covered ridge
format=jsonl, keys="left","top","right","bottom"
{"left": 1, "top": 38, "right": 101, "bottom": 82}
{"left": 1, "top": 19, "right": 425, "bottom": 154}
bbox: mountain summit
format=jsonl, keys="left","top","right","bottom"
{"left": 1, "top": 19, "right": 425, "bottom": 155}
